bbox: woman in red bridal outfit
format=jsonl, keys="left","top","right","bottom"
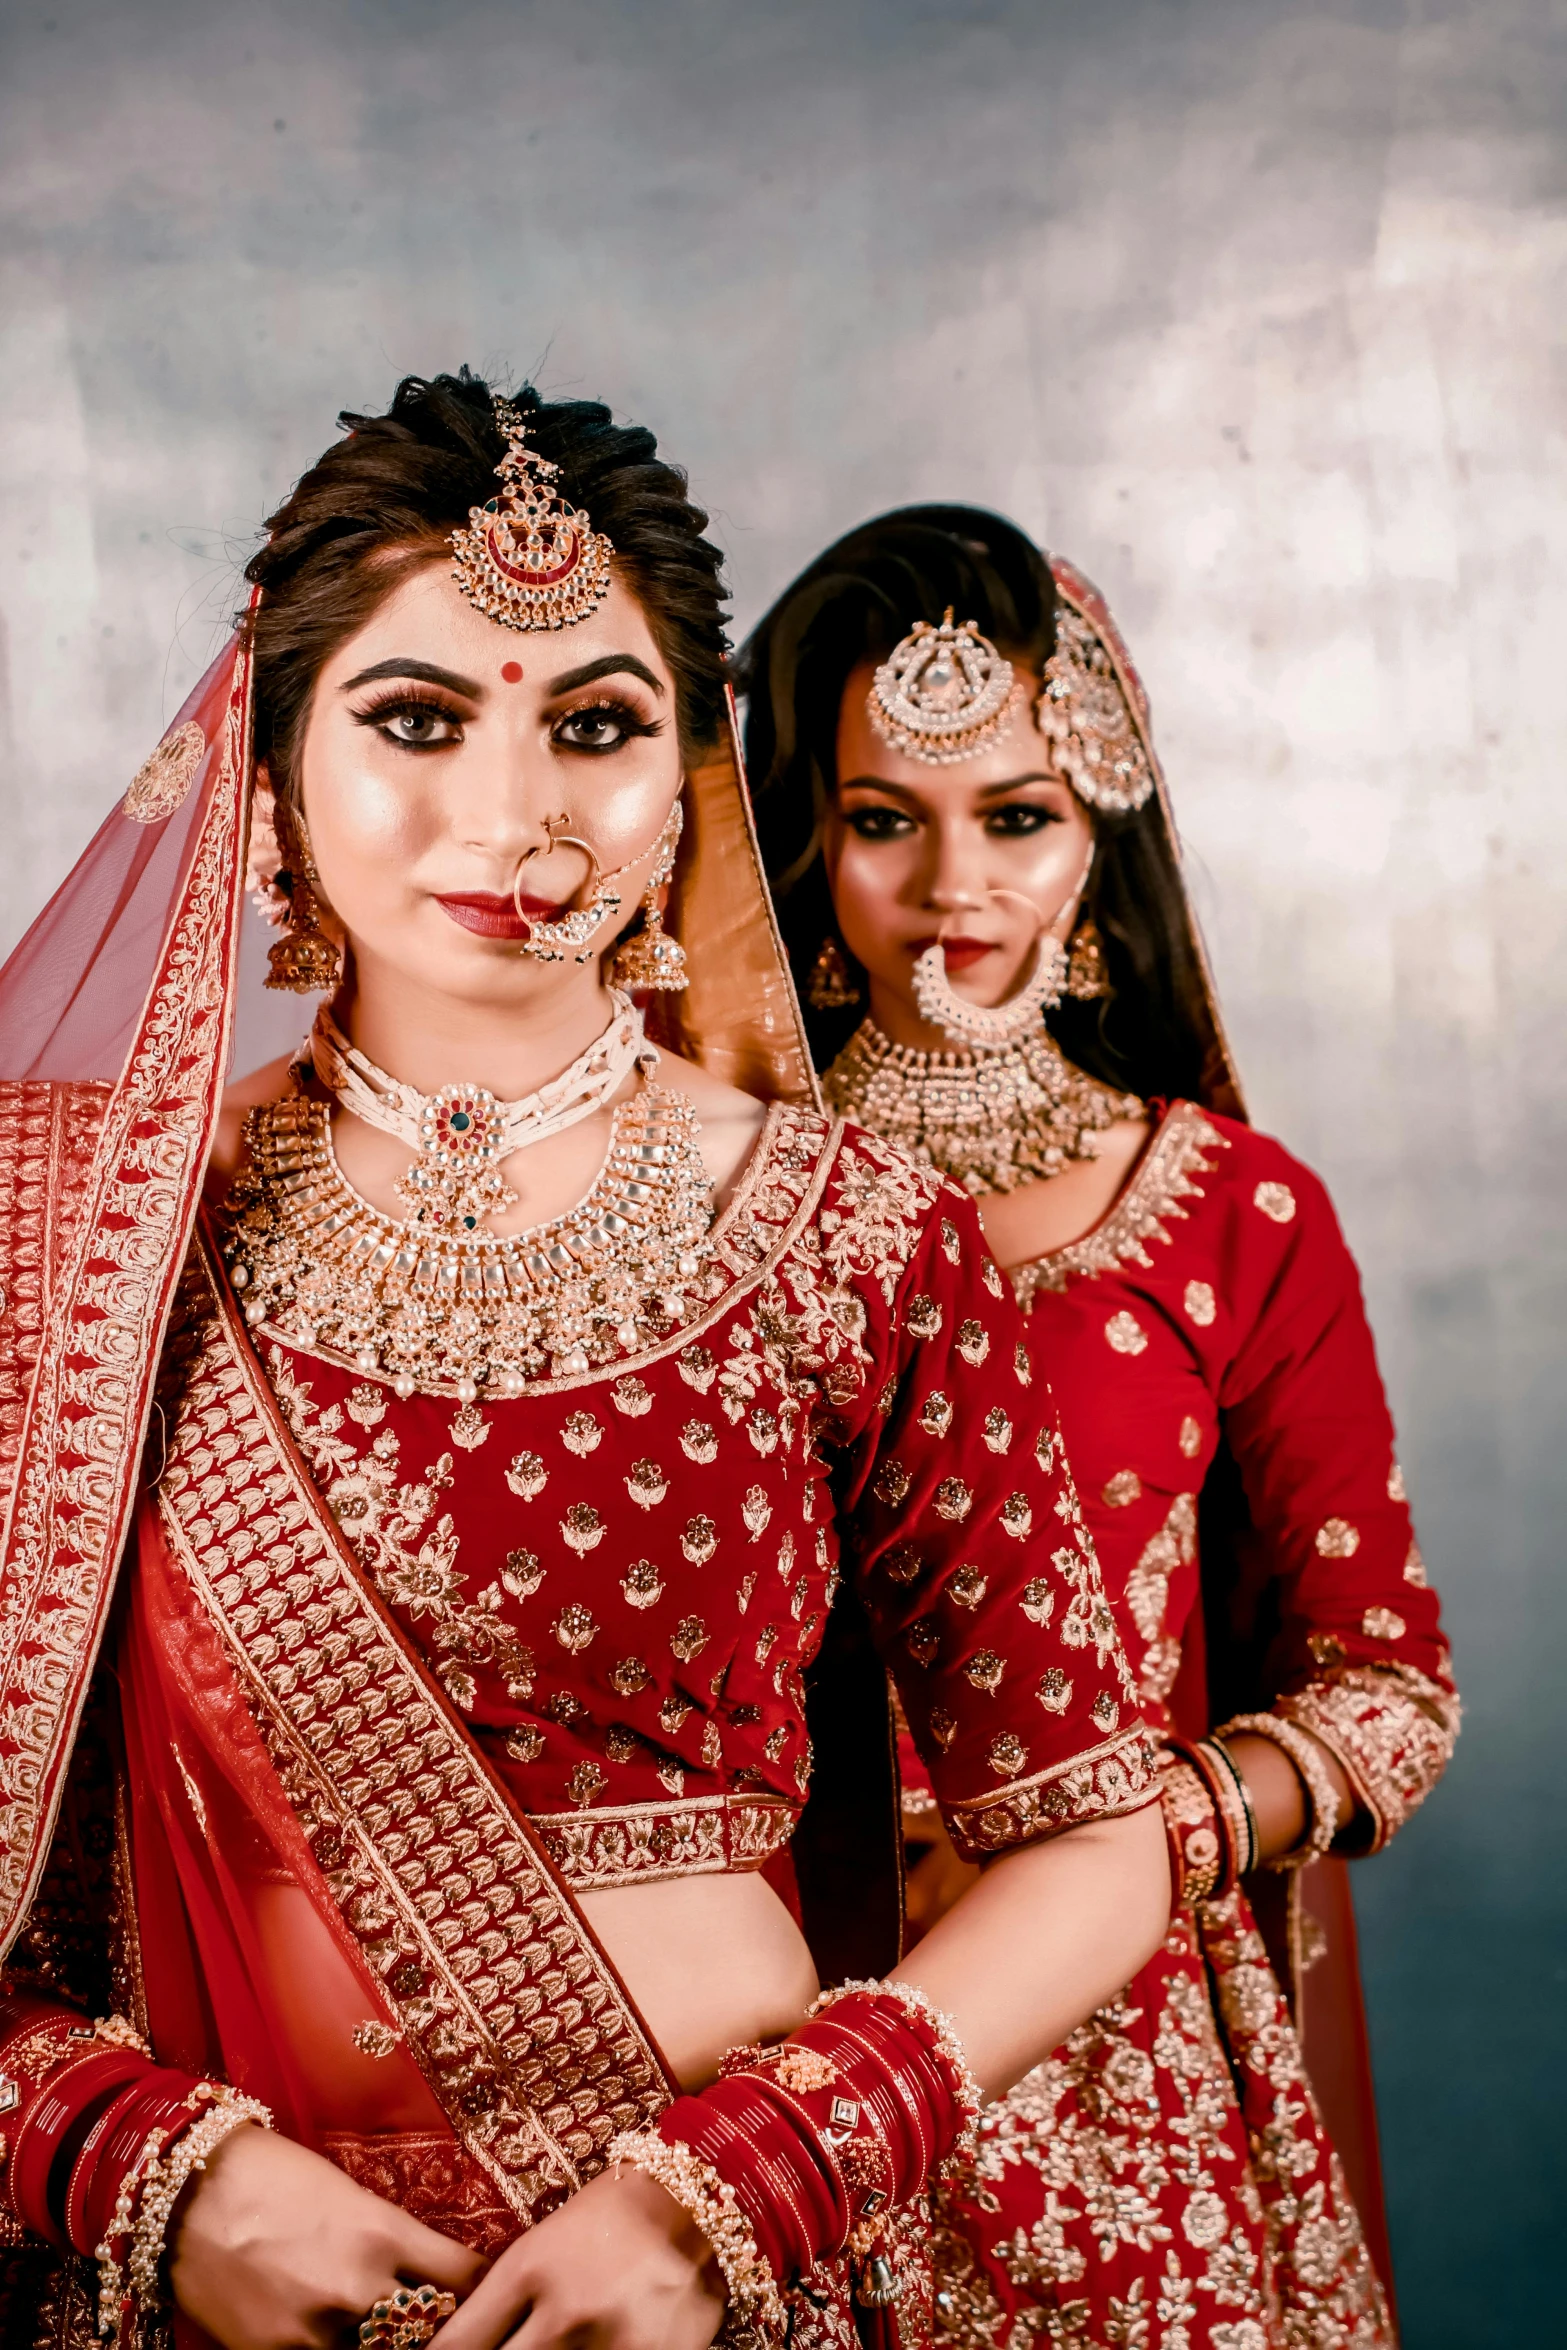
{"left": 742, "top": 509, "right": 1459, "bottom": 2350}
{"left": 0, "top": 383, "right": 1168, "bottom": 2350}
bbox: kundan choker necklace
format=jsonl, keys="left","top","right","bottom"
{"left": 308, "top": 994, "right": 649, "bottom": 1232}
{"left": 823, "top": 1019, "right": 1142, "bottom": 1197}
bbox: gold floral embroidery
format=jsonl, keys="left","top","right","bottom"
{"left": 562, "top": 1412, "right": 603, "bottom": 1456}
{"left": 506, "top": 1450, "right": 547, "bottom": 1499}
{"left": 273, "top": 1352, "right": 535, "bottom": 1714}
{"left": 1183, "top": 1279, "right": 1216, "bottom": 1327}
{"left": 1403, "top": 1538, "right": 1427, "bottom": 1586}
{"left": 988, "top": 1732, "right": 1027, "bottom": 1778}
{"left": 1362, "top": 1606, "right": 1405, "bottom": 1641}
{"left": 1014, "top": 1102, "right": 1225, "bottom": 1303}
{"left": 611, "top": 1376, "right": 653, "bottom": 1417}
{"left": 625, "top": 1458, "right": 668, "bottom": 1508}
{"left": 934, "top": 1477, "right": 973, "bottom": 1521}
{"left": 947, "top": 1728, "right": 1160, "bottom": 1854}
{"left": 682, "top": 1515, "right": 717, "bottom": 1564}
{"left": 1278, "top": 1662, "right": 1458, "bottom": 1852}
{"left": 1178, "top": 1415, "right": 1203, "bottom": 1459}
{"left": 562, "top": 1502, "right": 605, "bottom": 1555}
{"left": 554, "top": 1604, "right": 597, "bottom": 1654}
{"left": 982, "top": 1407, "right": 1012, "bottom": 1454}
{"left": 1102, "top": 1469, "right": 1142, "bottom": 1507}
{"left": 1105, "top": 1310, "right": 1147, "bottom": 1355}
{"left": 621, "top": 1562, "right": 663, "bottom": 1610}
{"left": 956, "top": 1319, "right": 990, "bottom": 1366}
{"left": 919, "top": 1390, "right": 955, "bottom": 1437}
{"left": 1253, "top": 1179, "right": 1296, "bottom": 1223}
{"left": 1387, "top": 1461, "right": 1406, "bottom": 1502}
{"left": 450, "top": 1403, "right": 491, "bottom": 1451}
{"left": 1314, "top": 1518, "right": 1360, "bottom": 1558}
{"left": 933, "top": 1895, "right": 1391, "bottom": 2350}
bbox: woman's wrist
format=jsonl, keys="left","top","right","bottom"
{"left": 1216, "top": 1720, "right": 1354, "bottom": 1866}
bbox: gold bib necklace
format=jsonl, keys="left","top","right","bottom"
{"left": 223, "top": 1081, "right": 716, "bottom": 1398}
{"left": 823, "top": 1018, "right": 1141, "bottom": 1196}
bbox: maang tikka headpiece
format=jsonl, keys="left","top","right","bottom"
{"left": 867, "top": 609, "right": 1018, "bottom": 764}
{"left": 451, "top": 395, "right": 614, "bottom": 631}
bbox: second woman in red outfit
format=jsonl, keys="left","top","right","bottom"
{"left": 742, "top": 512, "right": 1460, "bottom": 2350}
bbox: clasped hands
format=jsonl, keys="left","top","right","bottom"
{"left": 170, "top": 2125, "right": 726, "bottom": 2350}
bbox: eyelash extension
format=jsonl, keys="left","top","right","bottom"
{"left": 350, "top": 685, "right": 466, "bottom": 732}
{"left": 553, "top": 696, "right": 664, "bottom": 743}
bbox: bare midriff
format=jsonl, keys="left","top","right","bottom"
{"left": 581, "top": 1871, "right": 820, "bottom": 2088}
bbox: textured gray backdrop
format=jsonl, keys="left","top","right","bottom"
{"left": 1, "top": 0, "right": 1561, "bottom": 2337}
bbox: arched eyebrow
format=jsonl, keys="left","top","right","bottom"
{"left": 341, "top": 658, "right": 482, "bottom": 696}
{"left": 546, "top": 653, "right": 664, "bottom": 696}
{"left": 837, "top": 770, "right": 1060, "bottom": 799}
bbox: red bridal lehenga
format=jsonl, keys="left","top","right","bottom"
{"left": 822, "top": 565, "right": 1459, "bottom": 2350}
{"left": 0, "top": 629, "right": 1158, "bottom": 2348}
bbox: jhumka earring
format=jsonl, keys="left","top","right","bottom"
{"left": 451, "top": 396, "right": 614, "bottom": 632}
{"left": 264, "top": 816, "right": 345, "bottom": 994}
{"left": 606, "top": 801, "right": 688, "bottom": 992}
{"left": 1066, "top": 917, "right": 1112, "bottom": 1000}
{"left": 867, "top": 611, "right": 1018, "bottom": 765}
{"left": 807, "top": 936, "right": 861, "bottom": 1010}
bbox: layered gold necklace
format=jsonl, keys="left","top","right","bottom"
{"left": 223, "top": 1074, "right": 717, "bottom": 1399}
{"left": 823, "top": 1019, "right": 1141, "bottom": 1196}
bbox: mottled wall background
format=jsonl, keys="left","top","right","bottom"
{"left": 1, "top": 0, "right": 1562, "bottom": 2335}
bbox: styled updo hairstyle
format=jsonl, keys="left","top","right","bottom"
{"left": 737, "top": 505, "right": 1215, "bottom": 1104}
{"left": 243, "top": 367, "right": 730, "bottom": 804}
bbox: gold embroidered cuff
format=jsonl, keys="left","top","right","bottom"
{"left": 944, "top": 1726, "right": 1161, "bottom": 1860}
{"left": 1276, "top": 1664, "right": 1460, "bottom": 1854}
{"left": 529, "top": 1793, "right": 797, "bottom": 1889}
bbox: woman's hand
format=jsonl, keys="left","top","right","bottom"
{"left": 168, "top": 2124, "right": 483, "bottom": 2350}
{"left": 433, "top": 2164, "right": 726, "bottom": 2350}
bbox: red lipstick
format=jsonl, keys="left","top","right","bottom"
{"left": 435, "top": 891, "right": 564, "bottom": 942}
{"left": 910, "top": 935, "right": 997, "bottom": 972}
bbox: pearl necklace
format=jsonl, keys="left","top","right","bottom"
{"left": 823, "top": 1019, "right": 1141, "bottom": 1196}
{"left": 308, "top": 995, "right": 649, "bottom": 1233}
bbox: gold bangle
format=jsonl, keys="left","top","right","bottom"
{"left": 1193, "top": 1735, "right": 1260, "bottom": 1879}
{"left": 607, "top": 2130, "right": 789, "bottom": 2339}
{"left": 1216, "top": 1714, "right": 1340, "bottom": 1870}
{"left": 1159, "top": 1755, "right": 1224, "bottom": 1906}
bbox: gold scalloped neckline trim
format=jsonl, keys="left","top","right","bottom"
{"left": 1011, "top": 1099, "right": 1225, "bottom": 1305}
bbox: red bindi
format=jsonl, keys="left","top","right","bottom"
{"left": 500, "top": 660, "right": 524, "bottom": 684}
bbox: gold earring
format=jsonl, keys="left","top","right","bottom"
{"left": 606, "top": 884, "right": 688, "bottom": 992}
{"left": 807, "top": 935, "right": 860, "bottom": 1010}
{"left": 265, "top": 868, "right": 345, "bottom": 993}
{"left": 1065, "top": 917, "right": 1111, "bottom": 1001}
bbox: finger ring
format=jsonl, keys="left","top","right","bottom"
{"left": 358, "top": 2282, "right": 459, "bottom": 2350}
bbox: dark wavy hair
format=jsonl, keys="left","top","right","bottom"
{"left": 242, "top": 367, "right": 729, "bottom": 805}
{"left": 736, "top": 504, "right": 1216, "bottom": 1104}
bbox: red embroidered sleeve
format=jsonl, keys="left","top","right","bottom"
{"left": 1215, "top": 1141, "right": 1459, "bottom": 1851}
{"left": 833, "top": 1176, "right": 1158, "bottom": 1859}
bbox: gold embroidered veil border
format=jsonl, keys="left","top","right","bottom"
{"left": 0, "top": 606, "right": 821, "bottom": 2191}
{"left": 1048, "top": 556, "right": 1245, "bottom": 1124}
